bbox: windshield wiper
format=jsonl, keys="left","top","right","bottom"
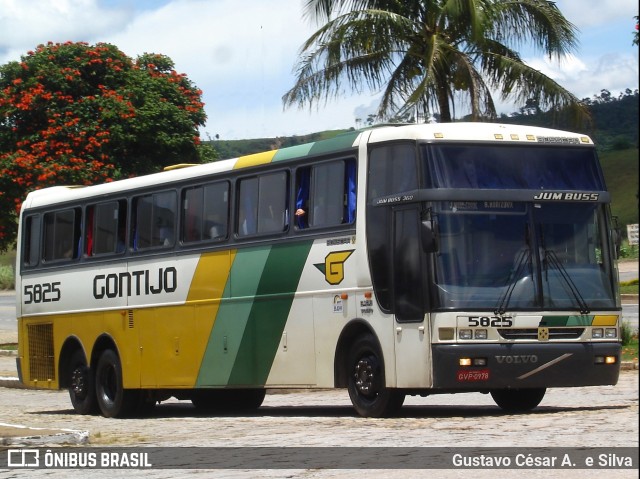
{"left": 543, "top": 249, "right": 591, "bottom": 314}
{"left": 494, "top": 248, "right": 531, "bottom": 316}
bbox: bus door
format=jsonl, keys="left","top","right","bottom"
{"left": 391, "top": 206, "right": 432, "bottom": 388}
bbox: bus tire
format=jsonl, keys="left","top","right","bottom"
{"left": 68, "top": 350, "right": 98, "bottom": 415}
{"left": 347, "top": 334, "right": 405, "bottom": 417}
{"left": 231, "top": 389, "right": 266, "bottom": 410}
{"left": 490, "top": 388, "right": 546, "bottom": 412}
{"left": 95, "top": 349, "right": 138, "bottom": 418}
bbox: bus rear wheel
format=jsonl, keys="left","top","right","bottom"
{"left": 68, "top": 350, "right": 98, "bottom": 415}
{"left": 490, "top": 388, "right": 546, "bottom": 412}
{"left": 347, "top": 334, "right": 405, "bottom": 418}
{"left": 95, "top": 349, "right": 138, "bottom": 418}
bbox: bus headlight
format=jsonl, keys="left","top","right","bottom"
{"left": 592, "top": 328, "right": 603, "bottom": 339}
{"left": 474, "top": 329, "right": 488, "bottom": 340}
{"left": 459, "top": 329, "right": 472, "bottom": 340}
{"left": 605, "top": 328, "right": 617, "bottom": 339}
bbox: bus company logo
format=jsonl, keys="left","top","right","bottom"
{"left": 314, "top": 250, "right": 354, "bottom": 285}
{"left": 532, "top": 192, "right": 599, "bottom": 202}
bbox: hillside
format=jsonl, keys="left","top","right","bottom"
{"left": 599, "top": 148, "right": 639, "bottom": 228}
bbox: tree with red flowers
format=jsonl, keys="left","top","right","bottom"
{"left": 0, "top": 42, "right": 209, "bottom": 251}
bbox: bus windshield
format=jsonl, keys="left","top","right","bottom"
{"left": 432, "top": 201, "right": 617, "bottom": 311}
{"left": 424, "top": 143, "right": 605, "bottom": 190}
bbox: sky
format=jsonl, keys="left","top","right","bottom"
{"left": 0, "top": 0, "right": 638, "bottom": 140}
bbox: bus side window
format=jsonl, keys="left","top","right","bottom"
{"left": 43, "top": 208, "right": 81, "bottom": 262}
{"left": 295, "top": 159, "right": 356, "bottom": 229}
{"left": 238, "top": 172, "right": 288, "bottom": 236}
{"left": 257, "top": 172, "right": 288, "bottom": 234}
{"left": 132, "top": 192, "right": 176, "bottom": 250}
{"left": 22, "top": 215, "right": 41, "bottom": 267}
{"left": 204, "top": 182, "right": 229, "bottom": 240}
{"left": 87, "top": 201, "right": 127, "bottom": 256}
{"left": 182, "top": 181, "right": 229, "bottom": 243}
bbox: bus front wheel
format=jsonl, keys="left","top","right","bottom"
{"left": 347, "top": 334, "right": 405, "bottom": 418}
{"left": 490, "top": 388, "right": 546, "bottom": 412}
{"left": 95, "top": 349, "right": 138, "bottom": 418}
{"left": 68, "top": 350, "right": 98, "bottom": 415}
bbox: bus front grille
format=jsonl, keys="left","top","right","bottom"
{"left": 497, "top": 328, "right": 585, "bottom": 340}
{"left": 27, "top": 323, "right": 55, "bottom": 382}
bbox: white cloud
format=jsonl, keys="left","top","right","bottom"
{"left": 525, "top": 52, "right": 639, "bottom": 102}
{"left": 556, "top": 0, "right": 638, "bottom": 28}
{"left": 0, "top": 0, "right": 129, "bottom": 61}
{"left": 0, "top": 0, "right": 638, "bottom": 138}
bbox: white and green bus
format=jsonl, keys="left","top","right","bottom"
{"left": 15, "top": 123, "right": 621, "bottom": 418}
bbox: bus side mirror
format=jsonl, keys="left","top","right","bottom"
{"left": 421, "top": 220, "right": 438, "bottom": 253}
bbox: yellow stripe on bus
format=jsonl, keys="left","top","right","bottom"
{"left": 187, "top": 250, "right": 236, "bottom": 303}
{"left": 233, "top": 150, "right": 277, "bottom": 169}
{"left": 592, "top": 315, "right": 618, "bottom": 326}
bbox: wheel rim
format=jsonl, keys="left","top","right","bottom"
{"left": 353, "top": 354, "right": 380, "bottom": 398}
{"left": 70, "top": 366, "right": 89, "bottom": 400}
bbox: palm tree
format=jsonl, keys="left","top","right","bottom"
{"left": 283, "top": 0, "right": 589, "bottom": 125}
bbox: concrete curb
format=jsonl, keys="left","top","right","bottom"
{"left": 0, "top": 423, "right": 89, "bottom": 446}
{"left": 621, "top": 294, "right": 639, "bottom": 303}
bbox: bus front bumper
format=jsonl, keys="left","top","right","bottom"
{"left": 432, "top": 342, "right": 621, "bottom": 390}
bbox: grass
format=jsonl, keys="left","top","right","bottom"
{"left": 621, "top": 337, "right": 639, "bottom": 362}
{"left": 0, "top": 343, "right": 17, "bottom": 350}
{"left": 0, "top": 250, "right": 15, "bottom": 290}
{"left": 0, "top": 265, "right": 14, "bottom": 290}
{"left": 599, "top": 148, "right": 639, "bottom": 229}
{"left": 620, "top": 279, "right": 639, "bottom": 295}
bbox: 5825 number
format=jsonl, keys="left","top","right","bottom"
{"left": 467, "top": 316, "right": 513, "bottom": 327}
{"left": 23, "top": 282, "right": 61, "bottom": 304}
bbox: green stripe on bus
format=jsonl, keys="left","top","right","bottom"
{"left": 307, "top": 131, "right": 359, "bottom": 155}
{"left": 228, "top": 241, "right": 313, "bottom": 385}
{"left": 272, "top": 143, "right": 314, "bottom": 162}
{"left": 542, "top": 315, "right": 593, "bottom": 327}
{"left": 195, "top": 247, "right": 271, "bottom": 387}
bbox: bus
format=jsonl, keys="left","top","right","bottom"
{"left": 15, "top": 123, "right": 621, "bottom": 418}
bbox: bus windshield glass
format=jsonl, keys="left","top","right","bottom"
{"left": 432, "top": 201, "right": 616, "bottom": 311}
{"left": 420, "top": 143, "right": 616, "bottom": 312}
{"left": 424, "top": 144, "right": 605, "bottom": 190}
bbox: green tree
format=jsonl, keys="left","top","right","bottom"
{"left": 283, "top": 0, "right": 589, "bottom": 125}
{"left": 0, "top": 42, "right": 207, "bottom": 251}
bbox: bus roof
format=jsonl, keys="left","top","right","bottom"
{"left": 366, "top": 122, "right": 593, "bottom": 144}
{"left": 21, "top": 123, "right": 593, "bottom": 210}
